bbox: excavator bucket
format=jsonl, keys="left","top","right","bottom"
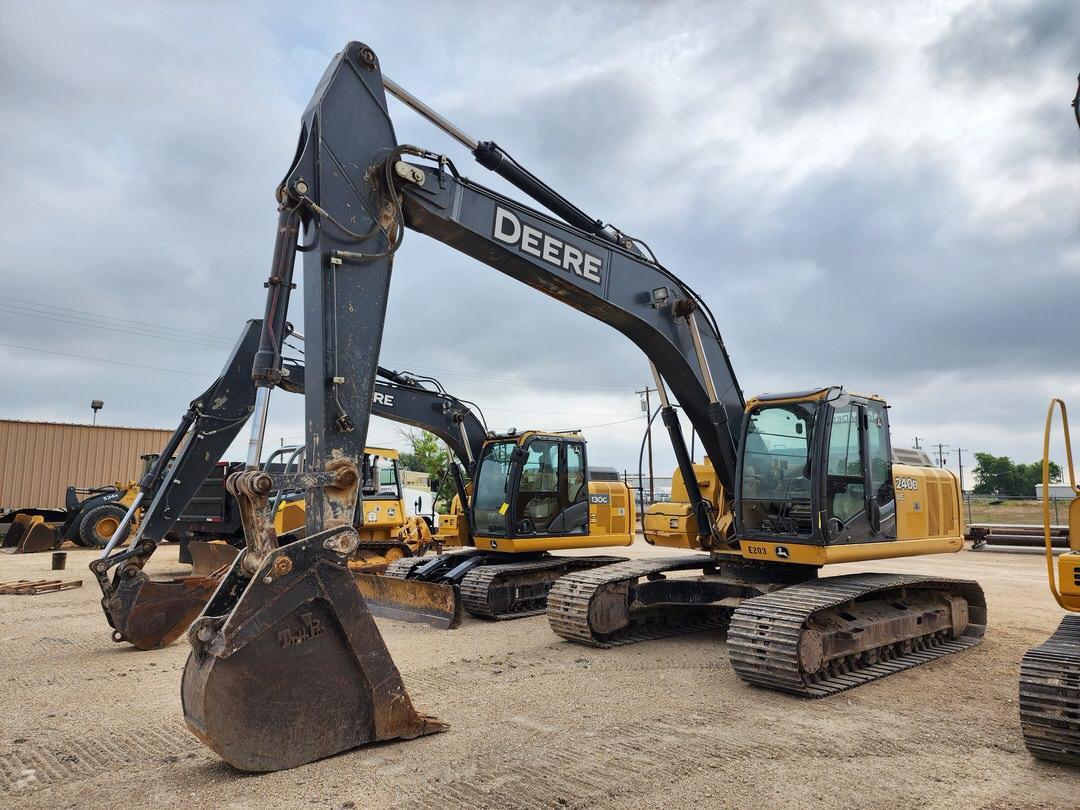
{"left": 105, "top": 569, "right": 222, "bottom": 650}
{"left": 1, "top": 515, "right": 60, "bottom": 554}
{"left": 188, "top": 540, "right": 240, "bottom": 578}
{"left": 181, "top": 526, "right": 445, "bottom": 772}
{"left": 354, "top": 573, "right": 461, "bottom": 629}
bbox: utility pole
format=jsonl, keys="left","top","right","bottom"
{"left": 913, "top": 436, "right": 922, "bottom": 450}
{"left": 932, "top": 443, "right": 950, "bottom": 469}
{"left": 637, "top": 386, "right": 656, "bottom": 505}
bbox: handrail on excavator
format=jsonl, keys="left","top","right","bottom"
{"left": 1041, "top": 398, "right": 1080, "bottom": 608}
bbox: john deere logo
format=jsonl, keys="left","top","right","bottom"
{"left": 775, "top": 546, "right": 790, "bottom": 559}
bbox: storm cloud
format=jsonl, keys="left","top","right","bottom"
{"left": 1, "top": 0, "right": 1077, "bottom": 478}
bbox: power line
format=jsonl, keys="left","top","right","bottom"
{"left": 0, "top": 305, "right": 234, "bottom": 350}
{"left": 0, "top": 340, "right": 209, "bottom": 377}
{"left": 0, "top": 296, "right": 237, "bottom": 342}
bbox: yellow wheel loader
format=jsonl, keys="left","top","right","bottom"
{"left": 1, "top": 454, "right": 154, "bottom": 554}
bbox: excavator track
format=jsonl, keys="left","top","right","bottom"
{"left": 727, "top": 573, "right": 986, "bottom": 697}
{"left": 460, "top": 556, "right": 626, "bottom": 620}
{"left": 1020, "top": 613, "right": 1080, "bottom": 765}
{"left": 547, "top": 555, "right": 734, "bottom": 647}
{"left": 383, "top": 556, "right": 436, "bottom": 579}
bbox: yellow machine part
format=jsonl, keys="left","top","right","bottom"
{"left": 1041, "top": 400, "right": 1080, "bottom": 611}
{"left": 643, "top": 460, "right": 725, "bottom": 550}
{"left": 275, "top": 496, "right": 437, "bottom": 572}
{"left": 644, "top": 460, "right": 963, "bottom": 565}
{"left": 478, "top": 480, "right": 634, "bottom": 553}
{"left": 434, "top": 494, "right": 470, "bottom": 547}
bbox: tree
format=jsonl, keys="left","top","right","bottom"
{"left": 972, "top": 452, "right": 1061, "bottom": 496}
{"left": 398, "top": 428, "right": 455, "bottom": 508}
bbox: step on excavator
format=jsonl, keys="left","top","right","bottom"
{"left": 139, "top": 40, "right": 985, "bottom": 771}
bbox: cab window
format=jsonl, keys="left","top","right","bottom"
{"left": 826, "top": 404, "right": 865, "bottom": 523}
{"left": 739, "top": 403, "right": 815, "bottom": 537}
{"left": 473, "top": 441, "right": 515, "bottom": 535}
{"left": 514, "top": 439, "right": 588, "bottom": 536}
{"left": 516, "top": 440, "right": 560, "bottom": 532}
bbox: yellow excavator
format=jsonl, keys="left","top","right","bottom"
{"left": 108, "top": 41, "right": 988, "bottom": 772}
{"left": 1017, "top": 78, "right": 1080, "bottom": 767}
{"left": 1021, "top": 400, "right": 1080, "bottom": 765}
{"left": 364, "top": 428, "right": 633, "bottom": 627}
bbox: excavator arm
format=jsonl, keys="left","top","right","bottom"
{"left": 90, "top": 313, "right": 484, "bottom": 649}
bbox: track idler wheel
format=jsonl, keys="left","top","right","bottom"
{"left": 181, "top": 526, "right": 446, "bottom": 772}
{"left": 105, "top": 567, "right": 224, "bottom": 650}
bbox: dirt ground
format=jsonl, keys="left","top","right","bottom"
{"left": 0, "top": 541, "right": 1076, "bottom": 809}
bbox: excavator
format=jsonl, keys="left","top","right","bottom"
{"left": 136, "top": 40, "right": 984, "bottom": 771}
{"left": 1018, "top": 80, "right": 1080, "bottom": 766}
{"left": 1021, "top": 399, "right": 1080, "bottom": 765}
{"left": 89, "top": 317, "right": 627, "bottom": 643}
{"left": 89, "top": 322, "right": 477, "bottom": 648}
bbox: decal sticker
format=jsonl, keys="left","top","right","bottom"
{"left": 387, "top": 508, "right": 397, "bottom": 518}
{"left": 367, "top": 511, "right": 377, "bottom": 522}
{"left": 589, "top": 493, "right": 610, "bottom": 505}
{"left": 498, "top": 502, "right": 509, "bottom": 515}
{"left": 894, "top": 476, "right": 919, "bottom": 491}
{"left": 372, "top": 391, "right": 395, "bottom": 407}
{"left": 775, "top": 546, "right": 790, "bottom": 559}
{"left": 493, "top": 206, "right": 603, "bottom": 285}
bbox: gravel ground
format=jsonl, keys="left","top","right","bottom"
{"left": 0, "top": 541, "right": 1075, "bottom": 809}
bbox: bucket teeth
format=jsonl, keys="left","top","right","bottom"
{"left": 181, "top": 526, "right": 445, "bottom": 772}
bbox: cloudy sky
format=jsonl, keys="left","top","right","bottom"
{"left": 2, "top": 1, "right": 1078, "bottom": 481}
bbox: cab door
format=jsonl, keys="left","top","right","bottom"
{"left": 823, "top": 400, "right": 895, "bottom": 543}
{"left": 510, "top": 438, "right": 589, "bottom": 537}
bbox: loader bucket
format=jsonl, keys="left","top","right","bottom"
{"left": 1, "top": 515, "right": 60, "bottom": 554}
{"left": 181, "top": 526, "right": 446, "bottom": 772}
{"left": 354, "top": 573, "right": 461, "bottom": 630}
{"left": 188, "top": 540, "right": 240, "bottom": 578}
{"left": 105, "top": 569, "right": 223, "bottom": 650}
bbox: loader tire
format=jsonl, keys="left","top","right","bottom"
{"left": 79, "top": 504, "right": 129, "bottom": 549}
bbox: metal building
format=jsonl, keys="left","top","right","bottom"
{"left": 0, "top": 420, "right": 172, "bottom": 514}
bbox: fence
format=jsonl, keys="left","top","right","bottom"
{"left": 963, "top": 493, "right": 1073, "bottom": 527}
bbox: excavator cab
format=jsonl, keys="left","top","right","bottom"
{"left": 472, "top": 432, "right": 589, "bottom": 545}
{"left": 734, "top": 387, "right": 965, "bottom": 566}
{"left": 737, "top": 388, "right": 895, "bottom": 547}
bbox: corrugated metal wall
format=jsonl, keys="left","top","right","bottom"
{"left": 0, "top": 420, "right": 173, "bottom": 511}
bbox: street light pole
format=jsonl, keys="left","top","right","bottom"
{"left": 90, "top": 399, "right": 104, "bottom": 426}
